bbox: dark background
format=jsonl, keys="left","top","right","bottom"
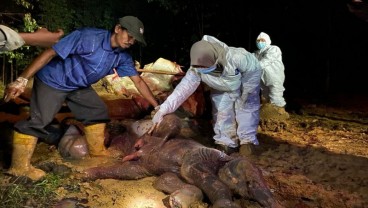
{"left": 138, "top": 0, "right": 368, "bottom": 99}
{"left": 1, "top": 0, "right": 368, "bottom": 100}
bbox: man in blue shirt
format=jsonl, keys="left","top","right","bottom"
{"left": 4, "top": 16, "right": 158, "bottom": 181}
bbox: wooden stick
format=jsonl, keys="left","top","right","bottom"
{"left": 137, "top": 69, "right": 185, "bottom": 75}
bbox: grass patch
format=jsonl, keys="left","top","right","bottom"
{"left": 0, "top": 173, "right": 80, "bottom": 208}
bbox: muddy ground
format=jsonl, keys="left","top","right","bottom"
{"left": 0, "top": 94, "right": 367, "bottom": 208}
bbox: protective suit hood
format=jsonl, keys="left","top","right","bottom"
{"left": 257, "top": 32, "right": 271, "bottom": 45}
{"left": 190, "top": 38, "right": 227, "bottom": 69}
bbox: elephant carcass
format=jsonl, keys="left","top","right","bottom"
{"left": 81, "top": 114, "right": 282, "bottom": 208}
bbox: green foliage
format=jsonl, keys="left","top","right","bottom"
{"left": 37, "top": 0, "right": 75, "bottom": 33}
{"left": 1, "top": 0, "right": 151, "bottom": 81}
{"left": 2, "top": 12, "right": 40, "bottom": 68}
{"left": 0, "top": 173, "right": 81, "bottom": 208}
{"left": 1, "top": 1, "right": 39, "bottom": 66}
{"left": 37, "top": 0, "right": 126, "bottom": 34}
{"left": 67, "top": 0, "right": 114, "bottom": 29}
{"left": 2, "top": 51, "right": 24, "bottom": 64}
{"left": 23, "top": 13, "right": 39, "bottom": 32}
{"left": 0, "top": 174, "right": 61, "bottom": 208}
{"left": 14, "top": 0, "right": 33, "bottom": 9}
{"left": 1, "top": 0, "right": 207, "bottom": 76}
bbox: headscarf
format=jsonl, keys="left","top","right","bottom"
{"left": 190, "top": 40, "right": 227, "bottom": 73}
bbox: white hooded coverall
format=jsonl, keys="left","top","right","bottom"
{"left": 0, "top": 25, "right": 25, "bottom": 52}
{"left": 254, "top": 32, "right": 286, "bottom": 107}
{"left": 153, "top": 35, "right": 262, "bottom": 147}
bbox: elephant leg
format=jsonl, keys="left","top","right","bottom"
{"left": 154, "top": 172, "right": 204, "bottom": 208}
{"left": 180, "top": 148, "right": 240, "bottom": 208}
{"left": 153, "top": 172, "right": 188, "bottom": 193}
{"left": 169, "top": 185, "right": 203, "bottom": 208}
{"left": 82, "top": 161, "right": 150, "bottom": 181}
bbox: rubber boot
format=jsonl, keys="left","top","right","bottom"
{"left": 84, "top": 123, "right": 120, "bottom": 157}
{"left": 7, "top": 131, "right": 46, "bottom": 181}
{"left": 275, "top": 105, "right": 290, "bottom": 119}
{"left": 239, "top": 143, "right": 254, "bottom": 156}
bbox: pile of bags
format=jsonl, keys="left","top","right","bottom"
{"left": 102, "top": 58, "right": 184, "bottom": 97}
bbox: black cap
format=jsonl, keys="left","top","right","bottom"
{"left": 119, "top": 16, "right": 146, "bottom": 46}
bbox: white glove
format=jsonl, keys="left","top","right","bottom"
{"left": 152, "top": 109, "right": 165, "bottom": 125}
{"left": 150, "top": 105, "right": 160, "bottom": 118}
{"left": 4, "top": 77, "right": 28, "bottom": 102}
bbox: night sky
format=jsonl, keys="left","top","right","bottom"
{"left": 1, "top": 0, "right": 367, "bottom": 99}
{"left": 136, "top": 0, "right": 368, "bottom": 99}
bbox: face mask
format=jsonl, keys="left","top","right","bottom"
{"left": 194, "top": 59, "right": 221, "bottom": 74}
{"left": 196, "top": 65, "right": 217, "bottom": 74}
{"left": 256, "top": 42, "right": 266, "bottom": 50}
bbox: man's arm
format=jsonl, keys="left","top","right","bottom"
{"left": 129, "top": 75, "right": 159, "bottom": 108}
{"left": 151, "top": 69, "right": 201, "bottom": 125}
{"left": 4, "top": 48, "right": 57, "bottom": 102}
{"left": 19, "top": 28, "right": 64, "bottom": 48}
{"left": 20, "top": 48, "right": 57, "bottom": 79}
{"left": 0, "top": 25, "right": 63, "bottom": 51}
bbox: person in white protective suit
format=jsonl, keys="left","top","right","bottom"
{"left": 0, "top": 24, "right": 64, "bottom": 52}
{"left": 254, "top": 32, "right": 286, "bottom": 108}
{"left": 152, "top": 35, "right": 262, "bottom": 155}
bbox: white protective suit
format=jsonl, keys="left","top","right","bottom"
{"left": 153, "top": 35, "right": 262, "bottom": 147}
{"left": 0, "top": 25, "right": 25, "bottom": 52}
{"left": 254, "top": 32, "right": 286, "bottom": 107}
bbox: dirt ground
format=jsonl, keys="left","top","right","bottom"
{"left": 0, "top": 94, "right": 367, "bottom": 208}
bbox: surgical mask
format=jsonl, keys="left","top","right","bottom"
{"left": 194, "top": 59, "right": 221, "bottom": 74}
{"left": 256, "top": 42, "right": 266, "bottom": 50}
{"left": 196, "top": 65, "right": 217, "bottom": 74}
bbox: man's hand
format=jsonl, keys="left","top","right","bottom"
{"left": 4, "top": 77, "right": 28, "bottom": 102}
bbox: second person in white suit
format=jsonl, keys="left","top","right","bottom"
{"left": 254, "top": 32, "right": 287, "bottom": 108}
{"left": 151, "top": 35, "right": 262, "bottom": 155}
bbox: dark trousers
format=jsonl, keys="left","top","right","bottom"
{"left": 15, "top": 77, "right": 110, "bottom": 140}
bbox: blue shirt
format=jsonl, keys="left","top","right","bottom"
{"left": 36, "top": 28, "right": 138, "bottom": 91}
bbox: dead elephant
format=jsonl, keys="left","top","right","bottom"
{"left": 78, "top": 114, "right": 282, "bottom": 208}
